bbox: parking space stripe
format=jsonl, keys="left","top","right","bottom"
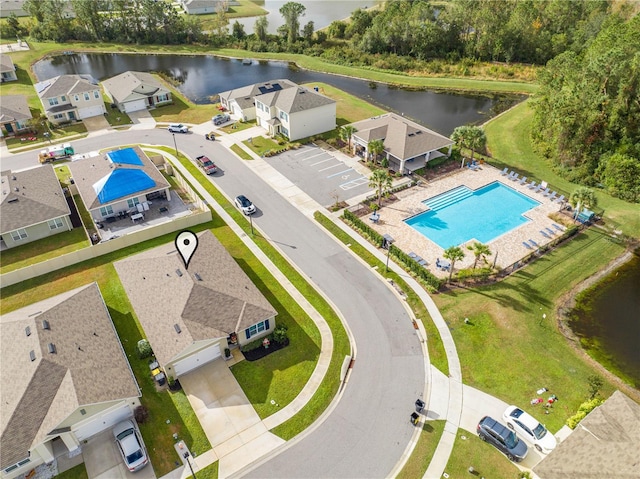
{"left": 319, "top": 164, "right": 346, "bottom": 172}
{"left": 311, "top": 158, "right": 336, "bottom": 166}
{"left": 340, "top": 177, "right": 369, "bottom": 190}
{"left": 302, "top": 152, "right": 329, "bottom": 161}
{"left": 326, "top": 168, "right": 354, "bottom": 178}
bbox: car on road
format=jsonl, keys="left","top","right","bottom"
{"left": 502, "top": 406, "right": 557, "bottom": 454}
{"left": 235, "top": 194, "right": 256, "bottom": 215}
{"left": 477, "top": 416, "right": 528, "bottom": 462}
{"left": 212, "top": 113, "right": 230, "bottom": 125}
{"left": 167, "top": 123, "right": 188, "bottom": 133}
{"left": 196, "top": 155, "right": 217, "bottom": 175}
{"left": 113, "top": 420, "right": 148, "bottom": 472}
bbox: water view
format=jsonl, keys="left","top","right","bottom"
{"left": 35, "top": 53, "right": 516, "bottom": 136}
{"left": 568, "top": 252, "right": 640, "bottom": 388}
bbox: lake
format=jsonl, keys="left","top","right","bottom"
{"left": 34, "top": 53, "right": 519, "bottom": 135}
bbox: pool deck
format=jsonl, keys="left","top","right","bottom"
{"left": 368, "top": 164, "right": 568, "bottom": 277}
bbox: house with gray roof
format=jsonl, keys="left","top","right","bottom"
{"left": 348, "top": 113, "right": 454, "bottom": 175}
{"left": 0, "top": 94, "right": 32, "bottom": 137}
{"left": 68, "top": 146, "right": 171, "bottom": 224}
{"left": 115, "top": 230, "right": 278, "bottom": 378}
{"left": 102, "top": 71, "right": 172, "bottom": 113}
{"left": 0, "top": 283, "right": 140, "bottom": 479}
{"left": 0, "top": 165, "right": 72, "bottom": 249}
{"left": 180, "top": 0, "right": 235, "bottom": 15}
{"left": 35, "top": 74, "right": 105, "bottom": 125}
{"left": 533, "top": 390, "right": 640, "bottom": 479}
{"left": 0, "top": 53, "right": 17, "bottom": 82}
{"left": 218, "top": 79, "right": 336, "bottom": 141}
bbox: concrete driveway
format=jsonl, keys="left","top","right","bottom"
{"left": 178, "top": 360, "right": 285, "bottom": 478}
{"left": 82, "top": 428, "right": 156, "bottom": 479}
{"left": 83, "top": 115, "right": 110, "bottom": 132}
{"left": 128, "top": 110, "right": 157, "bottom": 129}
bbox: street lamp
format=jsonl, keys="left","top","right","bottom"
{"left": 383, "top": 233, "right": 395, "bottom": 273}
{"left": 172, "top": 132, "right": 178, "bottom": 157}
{"left": 183, "top": 451, "right": 196, "bottom": 479}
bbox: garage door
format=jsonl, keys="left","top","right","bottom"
{"left": 73, "top": 403, "right": 131, "bottom": 442}
{"left": 173, "top": 344, "right": 221, "bottom": 377}
{"left": 78, "top": 105, "right": 105, "bottom": 119}
{"left": 124, "top": 99, "right": 147, "bottom": 113}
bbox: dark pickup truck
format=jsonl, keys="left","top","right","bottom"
{"left": 196, "top": 155, "right": 217, "bottom": 175}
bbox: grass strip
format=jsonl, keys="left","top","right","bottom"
{"left": 313, "top": 211, "right": 448, "bottom": 375}
{"left": 443, "top": 430, "right": 520, "bottom": 479}
{"left": 396, "top": 420, "right": 446, "bottom": 479}
{"left": 230, "top": 143, "right": 253, "bottom": 160}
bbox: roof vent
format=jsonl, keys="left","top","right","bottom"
{"left": 14, "top": 187, "right": 19, "bottom": 192}
{"left": 8, "top": 197, "right": 18, "bottom": 203}
{"left": 176, "top": 269, "right": 183, "bottom": 277}
{"left": 25, "top": 326, "right": 31, "bottom": 336}
{"left": 42, "top": 319, "right": 50, "bottom": 330}
{"left": 194, "top": 273, "right": 202, "bottom": 281}
{"left": 174, "top": 324, "right": 182, "bottom": 334}
{"left": 11, "top": 175, "right": 17, "bottom": 180}
{"left": 416, "top": 131, "right": 423, "bottom": 135}
{"left": 48, "top": 343, "right": 56, "bottom": 354}
{"left": 408, "top": 133, "right": 415, "bottom": 137}
{"left": 30, "top": 350, "right": 36, "bottom": 361}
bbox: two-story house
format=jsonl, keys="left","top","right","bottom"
{"left": 34, "top": 74, "right": 106, "bottom": 125}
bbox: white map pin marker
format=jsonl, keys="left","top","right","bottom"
{"left": 175, "top": 231, "right": 198, "bottom": 270}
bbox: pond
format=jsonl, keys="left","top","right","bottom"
{"left": 34, "top": 53, "right": 521, "bottom": 136}
{"left": 568, "top": 251, "right": 640, "bottom": 388}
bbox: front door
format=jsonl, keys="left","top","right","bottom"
{"left": 68, "top": 111, "right": 76, "bottom": 120}
{"left": 5, "top": 123, "right": 14, "bottom": 133}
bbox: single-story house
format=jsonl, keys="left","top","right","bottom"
{"left": 0, "top": 165, "right": 72, "bottom": 249}
{"left": 533, "top": 390, "right": 640, "bottom": 479}
{"left": 0, "top": 53, "right": 17, "bottom": 82}
{"left": 0, "top": 94, "right": 32, "bottom": 137}
{"left": 180, "top": 0, "right": 234, "bottom": 15}
{"left": 218, "top": 79, "right": 336, "bottom": 141}
{"left": 115, "top": 230, "right": 278, "bottom": 379}
{"left": 102, "top": 71, "right": 173, "bottom": 113}
{"left": 68, "top": 146, "right": 171, "bottom": 223}
{"left": 35, "top": 74, "right": 106, "bottom": 125}
{"left": 348, "top": 113, "right": 454, "bottom": 175}
{"left": 0, "top": 283, "right": 140, "bottom": 479}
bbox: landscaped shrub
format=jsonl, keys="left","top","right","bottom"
{"left": 136, "top": 339, "right": 153, "bottom": 359}
{"left": 134, "top": 405, "right": 149, "bottom": 424}
{"left": 272, "top": 325, "right": 289, "bottom": 344}
{"left": 241, "top": 337, "right": 267, "bottom": 352}
{"left": 566, "top": 397, "right": 604, "bottom": 429}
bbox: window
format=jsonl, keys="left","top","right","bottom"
{"left": 99, "top": 205, "right": 113, "bottom": 217}
{"left": 48, "top": 218, "right": 64, "bottom": 230}
{"left": 94, "top": 91, "right": 100, "bottom": 99}
{"left": 257, "top": 102, "right": 263, "bottom": 111}
{"left": 53, "top": 113, "right": 64, "bottom": 120}
{"left": 264, "top": 107, "right": 270, "bottom": 115}
{"left": 127, "top": 197, "right": 140, "bottom": 208}
{"left": 279, "top": 111, "right": 288, "bottom": 121}
{"left": 245, "top": 319, "right": 270, "bottom": 339}
{"left": 74, "top": 94, "right": 80, "bottom": 102}
{"left": 84, "top": 93, "right": 90, "bottom": 101}
{"left": 156, "top": 93, "right": 169, "bottom": 102}
{"left": 48, "top": 98, "right": 59, "bottom": 106}
{"left": 281, "top": 127, "right": 289, "bottom": 137}
{"left": 61, "top": 95, "right": 67, "bottom": 102}
{"left": 10, "top": 229, "right": 27, "bottom": 241}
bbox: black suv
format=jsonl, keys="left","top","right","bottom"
{"left": 477, "top": 416, "right": 528, "bottom": 462}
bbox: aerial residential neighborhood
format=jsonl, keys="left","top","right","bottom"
{"left": 1, "top": 2, "right": 639, "bottom": 479}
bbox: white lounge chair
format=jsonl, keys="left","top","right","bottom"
{"left": 519, "top": 176, "right": 528, "bottom": 185}
{"left": 527, "top": 181, "right": 537, "bottom": 190}
{"left": 511, "top": 173, "right": 520, "bottom": 181}
{"left": 500, "top": 167, "right": 508, "bottom": 176}
{"left": 555, "top": 194, "right": 565, "bottom": 204}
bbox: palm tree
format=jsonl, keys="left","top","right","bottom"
{"left": 467, "top": 242, "right": 491, "bottom": 269}
{"left": 367, "top": 139, "right": 385, "bottom": 165}
{"left": 443, "top": 245, "right": 465, "bottom": 283}
{"left": 340, "top": 125, "right": 357, "bottom": 151}
{"left": 569, "top": 187, "right": 598, "bottom": 221}
{"left": 368, "top": 168, "right": 393, "bottom": 207}
{"left": 451, "top": 125, "right": 487, "bottom": 168}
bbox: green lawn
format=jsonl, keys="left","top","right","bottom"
{"left": 443, "top": 431, "right": 520, "bottom": 479}
{"left": 243, "top": 136, "right": 280, "bottom": 156}
{"left": 305, "top": 82, "right": 386, "bottom": 127}
{"left": 54, "top": 463, "right": 88, "bottom": 479}
{"left": 220, "top": 120, "right": 256, "bottom": 134}
{"left": 230, "top": 143, "right": 253, "bottom": 160}
{"left": 0, "top": 228, "right": 89, "bottom": 274}
{"left": 396, "top": 421, "right": 446, "bottom": 479}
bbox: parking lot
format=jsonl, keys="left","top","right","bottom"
{"left": 266, "top": 144, "right": 372, "bottom": 207}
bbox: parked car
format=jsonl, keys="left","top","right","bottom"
{"left": 235, "top": 194, "right": 256, "bottom": 215}
{"left": 477, "top": 416, "right": 528, "bottom": 462}
{"left": 195, "top": 155, "right": 217, "bottom": 175}
{"left": 113, "top": 420, "right": 148, "bottom": 472}
{"left": 212, "top": 113, "right": 230, "bottom": 126}
{"left": 168, "top": 123, "right": 188, "bottom": 133}
{"left": 502, "top": 406, "right": 557, "bottom": 454}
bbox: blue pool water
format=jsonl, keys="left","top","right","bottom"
{"left": 405, "top": 182, "right": 540, "bottom": 249}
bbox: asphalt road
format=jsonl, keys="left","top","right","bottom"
{"left": 2, "top": 131, "right": 426, "bottom": 478}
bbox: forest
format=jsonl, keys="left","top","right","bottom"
{"left": 2, "top": 0, "right": 638, "bottom": 201}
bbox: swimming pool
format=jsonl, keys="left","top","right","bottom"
{"left": 405, "top": 182, "right": 540, "bottom": 249}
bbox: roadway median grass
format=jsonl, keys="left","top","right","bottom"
{"left": 444, "top": 431, "right": 520, "bottom": 479}
{"left": 396, "top": 420, "right": 445, "bottom": 479}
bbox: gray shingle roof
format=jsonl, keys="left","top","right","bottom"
{"left": 0, "top": 53, "right": 15, "bottom": 73}
{"left": 68, "top": 146, "right": 170, "bottom": 211}
{"left": 114, "top": 230, "right": 277, "bottom": 368}
{"left": 35, "top": 74, "right": 98, "bottom": 100}
{"left": 0, "top": 94, "right": 31, "bottom": 123}
{"left": 350, "top": 113, "right": 453, "bottom": 161}
{"left": 259, "top": 86, "right": 335, "bottom": 113}
{"left": 0, "top": 283, "right": 140, "bottom": 469}
{"left": 0, "top": 164, "right": 70, "bottom": 234}
{"left": 218, "top": 79, "right": 297, "bottom": 107}
{"left": 102, "top": 71, "right": 167, "bottom": 104}
{"left": 533, "top": 390, "right": 640, "bottom": 479}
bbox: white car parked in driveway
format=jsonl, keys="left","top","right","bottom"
{"left": 502, "top": 406, "right": 557, "bottom": 454}
{"left": 113, "top": 420, "right": 149, "bottom": 472}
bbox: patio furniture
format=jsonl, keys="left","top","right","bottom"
{"left": 544, "top": 189, "right": 555, "bottom": 198}
{"left": 545, "top": 227, "right": 555, "bottom": 235}
{"left": 518, "top": 176, "right": 527, "bottom": 185}
{"left": 500, "top": 167, "right": 508, "bottom": 176}
{"left": 105, "top": 216, "right": 116, "bottom": 223}
{"left": 418, "top": 259, "right": 428, "bottom": 266}
{"left": 527, "top": 181, "right": 537, "bottom": 190}
{"left": 131, "top": 213, "right": 144, "bottom": 222}
{"left": 528, "top": 239, "right": 539, "bottom": 248}
{"left": 369, "top": 212, "right": 380, "bottom": 223}
{"left": 408, "top": 252, "right": 418, "bottom": 259}
{"left": 547, "top": 191, "right": 557, "bottom": 200}
{"left": 159, "top": 206, "right": 168, "bottom": 213}
{"left": 523, "top": 241, "right": 532, "bottom": 249}
{"left": 540, "top": 230, "right": 551, "bottom": 239}
{"left": 540, "top": 187, "right": 550, "bottom": 196}
{"left": 510, "top": 173, "right": 520, "bottom": 181}
{"left": 555, "top": 194, "right": 565, "bottom": 204}
{"left": 552, "top": 223, "right": 564, "bottom": 231}
{"left": 533, "top": 184, "right": 543, "bottom": 193}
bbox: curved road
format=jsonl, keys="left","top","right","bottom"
{"left": 3, "top": 130, "right": 426, "bottom": 478}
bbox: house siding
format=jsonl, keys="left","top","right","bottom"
{"left": 2, "top": 215, "right": 72, "bottom": 249}
{"left": 287, "top": 103, "right": 336, "bottom": 141}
